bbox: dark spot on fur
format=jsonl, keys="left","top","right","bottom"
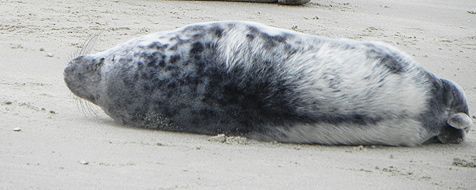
{"left": 262, "top": 33, "right": 287, "bottom": 43}
{"left": 169, "top": 54, "right": 181, "bottom": 64}
{"left": 190, "top": 42, "right": 204, "bottom": 55}
{"left": 249, "top": 29, "right": 288, "bottom": 49}
{"left": 148, "top": 41, "right": 168, "bottom": 49}
{"left": 147, "top": 60, "right": 158, "bottom": 68}
{"left": 204, "top": 42, "right": 213, "bottom": 49}
{"left": 168, "top": 45, "right": 178, "bottom": 51}
{"left": 165, "top": 64, "right": 179, "bottom": 72}
{"left": 192, "top": 33, "right": 204, "bottom": 39}
{"left": 167, "top": 81, "right": 177, "bottom": 89}
{"left": 210, "top": 25, "right": 224, "bottom": 37}
{"left": 247, "top": 26, "right": 259, "bottom": 34}
{"left": 246, "top": 34, "right": 255, "bottom": 40}
{"left": 226, "top": 23, "right": 236, "bottom": 28}
{"left": 184, "top": 25, "right": 206, "bottom": 32}
{"left": 133, "top": 73, "right": 139, "bottom": 81}
{"left": 158, "top": 60, "right": 166, "bottom": 67}
{"left": 380, "top": 54, "right": 405, "bottom": 74}
{"left": 363, "top": 43, "right": 407, "bottom": 74}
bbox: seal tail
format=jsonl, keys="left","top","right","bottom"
{"left": 438, "top": 113, "right": 474, "bottom": 144}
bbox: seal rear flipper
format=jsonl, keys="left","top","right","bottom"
{"left": 447, "top": 113, "right": 473, "bottom": 132}
{"left": 437, "top": 113, "right": 473, "bottom": 144}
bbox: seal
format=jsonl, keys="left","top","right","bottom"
{"left": 64, "top": 21, "right": 473, "bottom": 146}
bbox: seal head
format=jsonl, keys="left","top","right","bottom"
{"left": 64, "top": 55, "right": 104, "bottom": 104}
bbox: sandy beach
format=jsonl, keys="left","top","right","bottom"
{"left": 1, "top": 0, "right": 475, "bottom": 189}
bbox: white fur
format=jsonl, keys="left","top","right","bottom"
{"left": 214, "top": 21, "right": 434, "bottom": 146}
{"left": 251, "top": 119, "right": 429, "bottom": 146}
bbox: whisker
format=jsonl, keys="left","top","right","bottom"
{"left": 66, "top": 32, "right": 104, "bottom": 118}
{"left": 67, "top": 32, "right": 103, "bottom": 64}
{"left": 77, "top": 97, "right": 87, "bottom": 116}
{"left": 84, "top": 100, "right": 99, "bottom": 116}
{"left": 71, "top": 93, "right": 100, "bottom": 117}
{"left": 70, "top": 93, "right": 88, "bottom": 117}
{"left": 70, "top": 93, "right": 85, "bottom": 116}
{"left": 80, "top": 32, "right": 102, "bottom": 56}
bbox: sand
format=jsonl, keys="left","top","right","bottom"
{"left": 1, "top": 0, "right": 475, "bottom": 189}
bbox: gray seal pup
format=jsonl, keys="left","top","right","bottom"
{"left": 64, "top": 21, "right": 473, "bottom": 146}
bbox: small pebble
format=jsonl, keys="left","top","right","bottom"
{"left": 353, "top": 145, "right": 367, "bottom": 151}
{"left": 452, "top": 158, "right": 476, "bottom": 168}
{"left": 46, "top": 53, "right": 54, "bottom": 57}
{"left": 5, "top": 101, "right": 13, "bottom": 105}
{"left": 79, "top": 160, "right": 89, "bottom": 165}
{"left": 39, "top": 48, "right": 45, "bottom": 51}
{"left": 225, "top": 136, "right": 249, "bottom": 145}
{"left": 208, "top": 134, "right": 226, "bottom": 143}
{"left": 13, "top": 127, "right": 22, "bottom": 132}
{"left": 49, "top": 110, "right": 56, "bottom": 114}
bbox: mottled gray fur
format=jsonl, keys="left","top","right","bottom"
{"left": 64, "top": 21, "right": 473, "bottom": 146}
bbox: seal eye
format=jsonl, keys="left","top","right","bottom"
{"left": 87, "top": 58, "right": 105, "bottom": 72}
{"left": 97, "top": 57, "right": 105, "bottom": 66}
